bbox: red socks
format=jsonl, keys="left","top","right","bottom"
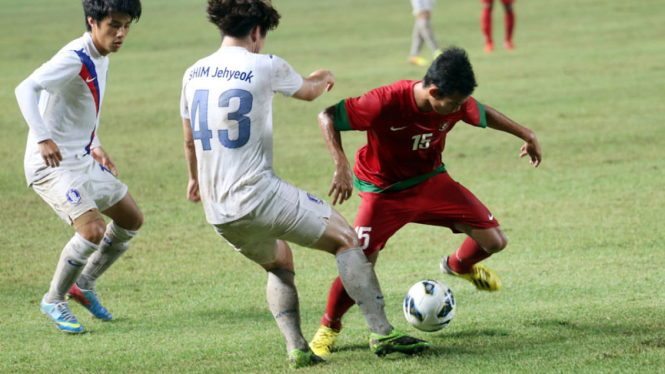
{"left": 448, "top": 237, "right": 491, "bottom": 274}
{"left": 320, "top": 276, "right": 356, "bottom": 331}
{"left": 482, "top": 5, "right": 515, "bottom": 44}
{"left": 504, "top": 7, "right": 515, "bottom": 42}
{"left": 481, "top": 6, "right": 493, "bottom": 43}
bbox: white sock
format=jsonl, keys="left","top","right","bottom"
{"left": 417, "top": 18, "right": 439, "bottom": 52}
{"left": 77, "top": 221, "right": 138, "bottom": 290}
{"left": 46, "top": 233, "right": 99, "bottom": 303}
{"left": 335, "top": 248, "right": 392, "bottom": 335}
{"left": 266, "top": 269, "right": 308, "bottom": 352}
{"left": 410, "top": 21, "right": 424, "bottom": 57}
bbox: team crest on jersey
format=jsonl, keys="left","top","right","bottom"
{"left": 66, "top": 189, "right": 82, "bottom": 205}
{"left": 439, "top": 121, "right": 451, "bottom": 131}
{"left": 307, "top": 193, "right": 324, "bottom": 205}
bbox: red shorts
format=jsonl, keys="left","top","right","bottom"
{"left": 482, "top": 0, "right": 515, "bottom": 5}
{"left": 353, "top": 172, "right": 499, "bottom": 255}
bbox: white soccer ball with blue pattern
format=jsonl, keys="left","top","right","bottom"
{"left": 403, "top": 280, "right": 456, "bottom": 332}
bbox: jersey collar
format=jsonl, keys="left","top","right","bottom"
{"left": 83, "top": 32, "right": 103, "bottom": 59}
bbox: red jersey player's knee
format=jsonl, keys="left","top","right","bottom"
{"left": 482, "top": 229, "right": 508, "bottom": 254}
{"left": 466, "top": 226, "right": 507, "bottom": 254}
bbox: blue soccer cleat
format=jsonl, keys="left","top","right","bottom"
{"left": 68, "top": 283, "right": 113, "bottom": 320}
{"left": 40, "top": 295, "right": 85, "bottom": 333}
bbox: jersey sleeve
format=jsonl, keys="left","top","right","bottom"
{"left": 461, "top": 97, "right": 487, "bottom": 128}
{"left": 333, "top": 87, "right": 384, "bottom": 132}
{"left": 30, "top": 50, "right": 81, "bottom": 93}
{"left": 270, "top": 55, "right": 304, "bottom": 97}
{"left": 180, "top": 69, "right": 190, "bottom": 119}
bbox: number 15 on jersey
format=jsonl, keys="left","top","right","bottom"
{"left": 190, "top": 89, "right": 254, "bottom": 150}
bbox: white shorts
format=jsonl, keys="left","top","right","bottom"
{"left": 411, "top": 0, "right": 436, "bottom": 15}
{"left": 31, "top": 158, "right": 128, "bottom": 225}
{"left": 213, "top": 179, "right": 332, "bottom": 264}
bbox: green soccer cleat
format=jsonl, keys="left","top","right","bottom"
{"left": 288, "top": 348, "right": 324, "bottom": 369}
{"left": 440, "top": 256, "right": 502, "bottom": 291}
{"left": 309, "top": 325, "right": 340, "bottom": 358}
{"left": 369, "top": 329, "right": 430, "bottom": 357}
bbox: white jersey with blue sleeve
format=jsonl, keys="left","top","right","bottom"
{"left": 180, "top": 47, "right": 303, "bottom": 224}
{"left": 19, "top": 32, "right": 108, "bottom": 186}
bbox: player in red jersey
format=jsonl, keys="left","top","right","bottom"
{"left": 481, "top": 0, "right": 516, "bottom": 52}
{"left": 308, "top": 47, "right": 541, "bottom": 357}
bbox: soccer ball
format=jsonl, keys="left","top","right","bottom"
{"left": 403, "top": 280, "right": 456, "bottom": 332}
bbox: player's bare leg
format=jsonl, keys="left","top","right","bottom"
{"left": 71, "top": 193, "right": 143, "bottom": 320}
{"left": 440, "top": 224, "right": 506, "bottom": 291}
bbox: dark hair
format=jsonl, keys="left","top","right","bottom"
{"left": 83, "top": 0, "right": 142, "bottom": 31}
{"left": 207, "top": 0, "right": 280, "bottom": 38}
{"left": 423, "top": 47, "right": 477, "bottom": 97}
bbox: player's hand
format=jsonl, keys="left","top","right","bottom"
{"left": 187, "top": 178, "right": 201, "bottom": 202}
{"left": 91, "top": 147, "right": 118, "bottom": 176}
{"left": 519, "top": 133, "right": 542, "bottom": 168}
{"left": 38, "top": 139, "right": 63, "bottom": 168}
{"left": 328, "top": 163, "right": 353, "bottom": 205}
{"left": 309, "top": 70, "right": 335, "bottom": 92}
{"left": 324, "top": 71, "right": 335, "bottom": 92}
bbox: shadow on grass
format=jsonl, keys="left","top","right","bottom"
{"left": 330, "top": 320, "right": 665, "bottom": 359}
{"left": 193, "top": 307, "right": 275, "bottom": 324}
{"left": 527, "top": 318, "right": 664, "bottom": 336}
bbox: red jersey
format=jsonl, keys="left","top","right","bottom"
{"left": 334, "top": 80, "right": 487, "bottom": 192}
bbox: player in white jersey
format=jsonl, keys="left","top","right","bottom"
{"left": 14, "top": 0, "right": 143, "bottom": 334}
{"left": 408, "top": 0, "right": 442, "bottom": 66}
{"left": 181, "top": 0, "right": 429, "bottom": 369}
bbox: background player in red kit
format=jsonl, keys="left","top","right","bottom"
{"left": 482, "top": 0, "right": 516, "bottom": 52}
{"left": 309, "top": 47, "right": 542, "bottom": 357}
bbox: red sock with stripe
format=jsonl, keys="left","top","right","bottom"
{"left": 448, "top": 237, "right": 491, "bottom": 274}
{"left": 320, "top": 276, "right": 355, "bottom": 331}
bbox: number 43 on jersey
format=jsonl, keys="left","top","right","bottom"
{"left": 191, "top": 89, "right": 253, "bottom": 150}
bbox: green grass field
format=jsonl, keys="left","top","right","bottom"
{"left": 1, "top": 0, "right": 664, "bottom": 372}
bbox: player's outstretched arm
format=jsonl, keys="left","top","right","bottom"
{"left": 182, "top": 118, "right": 200, "bottom": 202}
{"left": 485, "top": 105, "right": 542, "bottom": 167}
{"left": 292, "top": 70, "right": 335, "bottom": 102}
{"left": 318, "top": 106, "right": 353, "bottom": 205}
